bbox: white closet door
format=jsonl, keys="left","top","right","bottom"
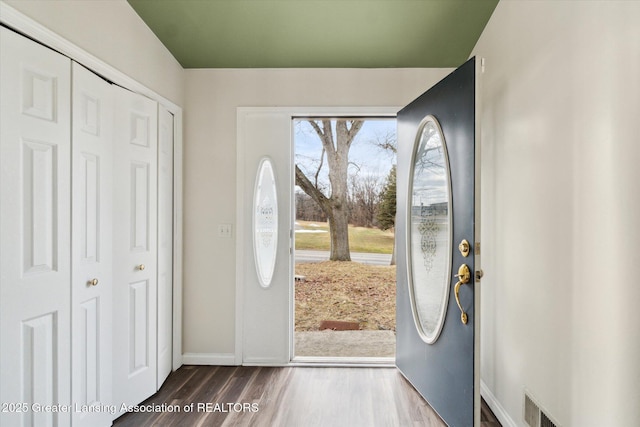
{"left": 0, "top": 27, "right": 72, "bottom": 427}
{"left": 112, "top": 85, "right": 158, "bottom": 415}
{"left": 157, "top": 105, "right": 174, "bottom": 389}
{"left": 71, "top": 62, "right": 114, "bottom": 427}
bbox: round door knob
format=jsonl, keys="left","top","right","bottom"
{"left": 88, "top": 278, "right": 99, "bottom": 286}
{"left": 138, "top": 264, "right": 145, "bottom": 271}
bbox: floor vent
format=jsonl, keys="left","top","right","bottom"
{"left": 541, "top": 412, "right": 559, "bottom": 427}
{"left": 524, "top": 391, "right": 560, "bottom": 427}
{"left": 524, "top": 393, "right": 540, "bottom": 427}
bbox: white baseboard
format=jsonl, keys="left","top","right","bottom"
{"left": 481, "top": 380, "right": 518, "bottom": 427}
{"left": 182, "top": 353, "right": 237, "bottom": 366}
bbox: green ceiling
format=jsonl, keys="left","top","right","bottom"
{"left": 127, "top": 0, "right": 498, "bottom": 69}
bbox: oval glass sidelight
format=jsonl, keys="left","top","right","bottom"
{"left": 406, "top": 115, "right": 453, "bottom": 344}
{"left": 253, "top": 157, "right": 278, "bottom": 288}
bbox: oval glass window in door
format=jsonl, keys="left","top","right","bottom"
{"left": 407, "top": 115, "right": 453, "bottom": 343}
{"left": 253, "top": 157, "right": 278, "bottom": 288}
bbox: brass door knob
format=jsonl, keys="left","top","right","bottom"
{"left": 454, "top": 264, "right": 471, "bottom": 324}
{"left": 88, "top": 278, "right": 99, "bottom": 286}
{"left": 137, "top": 264, "right": 145, "bottom": 271}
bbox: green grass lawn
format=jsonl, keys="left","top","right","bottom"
{"left": 295, "top": 220, "right": 394, "bottom": 254}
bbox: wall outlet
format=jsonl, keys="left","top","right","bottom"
{"left": 218, "top": 224, "right": 233, "bottom": 238}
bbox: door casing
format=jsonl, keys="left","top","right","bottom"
{"left": 235, "top": 107, "right": 398, "bottom": 364}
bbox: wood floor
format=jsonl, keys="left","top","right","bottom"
{"left": 113, "top": 365, "right": 501, "bottom": 427}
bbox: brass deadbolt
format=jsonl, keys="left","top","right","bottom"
{"left": 458, "top": 239, "right": 470, "bottom": 257}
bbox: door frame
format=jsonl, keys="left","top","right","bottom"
{"left": 1, "top": 3, "right": 184, "bottom": 371}
{"left": 235, "top": 106, "right": 399, "bottom": 364}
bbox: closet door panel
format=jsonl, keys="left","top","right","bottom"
{"left": 157, "top": 105, "right": 174, "bottom": 389}
{"left": 112, "top": 85, "right": 158, "bottom": 416}
{"left": 0, "top": 27, "right": 72, "bottom": 427}
{"left": 71, "top": 62, "right": 114, "bottom": 427}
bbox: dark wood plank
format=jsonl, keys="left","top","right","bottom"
{"left": 162, "top": 366, "right": 238, "bottom": 426}
{"left": 113, "top": 365, "right": 502, "bottom": 427}
{"left": 220, "top": 367, "right": 279, "bottom": 427}
{"left": 197, "top": 367, "right": 260, "bottom": 426}
{"left": 480, "top": 398, "right": 502, "bottom": 427}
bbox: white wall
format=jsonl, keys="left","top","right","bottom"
{"left": 2, "top": 0, "right": 184, "bottom": 106}
{"left": 473, "top": 1, "right": 640, "bottom": 426}
{"left": 182, "top": 68, "right": 452, "bottom": 358}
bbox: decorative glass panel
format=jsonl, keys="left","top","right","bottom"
{"left": 407, "top": 116, "right": 452, "bottom": 343}
{"left": 253, "top": 158, "right": 278, "bottom": 288}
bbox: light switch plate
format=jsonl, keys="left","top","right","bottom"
{"left": 218, "top": 224, "right": 233, "bottom": 238}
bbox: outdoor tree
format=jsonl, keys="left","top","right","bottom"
{"left": 295, "top": 191, "right": 327, "bottom": 222}
{"left": 348, "top": 173, "right": 381, "bottom": 228}
{"left": 377, "top": 165, "right": 397, "bottom": 265}
{"left": 295, "top": 119, "right": 364, "bottom": 261}
{"left": 374, "top": 131, "right": 397, "bottom": 266}
{"left": 372, "top": 130, "right": 397, "bottom": 232}
{"left": 377, "top": 165, "right": 396, "bottom": 231}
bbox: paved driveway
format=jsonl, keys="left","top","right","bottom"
{"left": 295, "top": 250, "right": 392, "bottom": 266}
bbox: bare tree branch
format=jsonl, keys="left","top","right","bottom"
{"left": 346, "top": 120, "right": 365, "bottom": 147}
{"left": 308, "top": 120, "right": 336, "bottom": 155}
{"left": 372, "top": 130, "right": 397, "bottom": 154}
{"left": 314, "top": 147, "right": 325, "bottom": 188}
{"left": 295, "top": 164, "right": 329, "bottom": 210}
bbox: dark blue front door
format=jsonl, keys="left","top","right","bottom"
{"left": 396, "top": 57, "right": 480, "bottom": 427}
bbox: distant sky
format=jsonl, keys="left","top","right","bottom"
{"left": 294, "top": 118, "right": 397, "bottom": 192}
